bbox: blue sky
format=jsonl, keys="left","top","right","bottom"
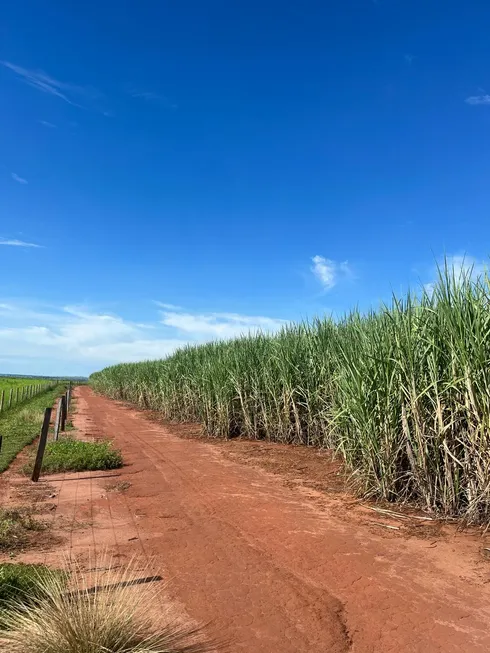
{"left": 1, "top": 0, "right": 490, "bottom": 377}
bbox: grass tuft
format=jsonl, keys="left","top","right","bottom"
{"left": 25, "top": 438, "right": 123, "bottom": 475}
{"left": 0, "top": 563, "right": 64, "bottom": 626}
{"left": 0, "top": 558, "right": 212, "bottom": 652}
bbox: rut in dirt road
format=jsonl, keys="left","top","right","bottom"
{"left": 74, "top": 387, "right": 490, "bottom": 653}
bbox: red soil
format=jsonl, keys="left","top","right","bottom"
{"left": 3, "top": 385, "right": 490, "bottom": 652}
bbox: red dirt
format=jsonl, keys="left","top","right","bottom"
{"left": 4, "top": 386, "right": 490, "bottom": 652}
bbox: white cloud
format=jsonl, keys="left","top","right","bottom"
{"left": 311, "top": 255, "right": 353, "bottom": 290}
{"left": 38, "top": 120, "right": 57, "bottom": 128}
{"left": 0, "top": 301, "right": 286, "bottom": 376}
{"left": 1, "top": 61, "right": 107, "bottom": 113}
{"left": 153, "top": 301, "right": 183, "bottom": 310}
{"left": 2, "top": 61, "right": 80, "bottom": 105}
{"left": 311, "top": 256, "right": 336, "bottom": 289}
{"left": 11, "top": 173, "right": 28, "bottom": 184}
{"left": 160, "top": 310, "right": 286, "bottom": 339}
{"left": 465, "top": 95, "right": 490, "bottom": 106}
{"left": 0, "top": 238, "right": 42, "bottom": 248}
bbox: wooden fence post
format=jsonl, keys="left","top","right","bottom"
{"left": 53, "top": 397, "right": 62, "bottom": 441}
{"left": 8, "top": 388, "right": 13, "bottom": 408}
{"left": 60, "top": 395, "right": 67, "bottom": 432}
{"left": 0, "top": 390, "right": 4, "bottom": 412}
{"left": 31, "top": 407, "right": 52, "bottom": 482}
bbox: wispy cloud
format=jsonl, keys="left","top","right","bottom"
{"left": 404, "top": 54, "right": 415, "bottom": 65}
{"left": 38, "top": 120, "right": 57, "bottom": 128}
{"left": 154, "top": 301, "right": 183, "bottom": 310}
{"left": 465, "top": 94, "right": 490, "bottom": 106}
{"left": 11, "top": 172, "right": 28, "bottom": 184}
{"left": 1, "top": 61, "right": 107, "bottom": 113}
{"left": 128, "top": 88, "right": 178, "bottom": 109}
{"left": 2, "top": 61, "right": 80, "bottom": 105}
{"left": 0, "top": 301, "right": 286, "bottom": 376}
{"left": 0, "top": 303, "right": 186, "bottom": 375}
{"left": 160, "top": 309, "right": 286, "bottom": 339}
{"left": 0, "top": 238, "right": 42, "bottom": 248}
{"left": 311, "top": 255, "right": 353, "bottom": 290}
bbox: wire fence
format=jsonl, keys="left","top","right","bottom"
{"left": 0, "top": 381, "right": 58, "bottom": 414}
{"left": 32, "top": 384, "right": 72, "bottom": 481}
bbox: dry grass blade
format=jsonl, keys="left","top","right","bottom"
{"left": 0, "top": 557, "right": 215, "bottom": 653}
{"left": 368, "top": 507, "right": 433, "bottom": 521}
{"left": 368, "top": 522, "right": 400, "bottom": 531}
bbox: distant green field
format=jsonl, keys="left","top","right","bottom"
{"left": 0, "top": 384, "right": 65, "bottom": 472}
{"left": 0, "top": 377, "right": 49, "bottom": 390}
{"left": 0, "top": 377, "right": 57, "bottom": 413}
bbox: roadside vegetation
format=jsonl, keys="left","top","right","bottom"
{"left": 0, "top": 508, "right": 45, "bottom": 552}
{"left": 0, "top": 559, "right": 211, "bottom": 653}
{"left": 24, "top": 438, "right": 123, "bottom": 475}
{"left": 0, "top": 377, "right": 58, "bottom": 415}
{"left": 0, "top": 563, "right": 64, "bottom": 629}
{"left": 0, "top": 377, "right": 52, "bottom": 391}
{"left": 91, "top": 264, "right": 490, "bottom": 524}
{"left": 0, "top": 386, "right": 65, "bottom": 472}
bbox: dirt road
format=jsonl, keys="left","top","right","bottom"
{"left": 70, "top": 387, "right": 490, "bottom": 652}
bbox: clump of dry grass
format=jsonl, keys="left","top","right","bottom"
{"left": 0, "top": 558, "right": 213, "bottom": 653}
{"left": 105, "top": 481, "right": 132, "bottom": 493}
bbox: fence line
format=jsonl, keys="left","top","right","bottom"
{"left": 32, "top": 383, "right": 73, "bottom": 482}
{"left": 0, "top": 381, "right": 58, "bottom": 415}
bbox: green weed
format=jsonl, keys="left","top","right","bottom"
{"left": 27, "top": 438, "right": 123, "bottom": 475}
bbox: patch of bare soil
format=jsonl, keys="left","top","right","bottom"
{"left": 141, "top": 414, "right": 471, "bottom": 545}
